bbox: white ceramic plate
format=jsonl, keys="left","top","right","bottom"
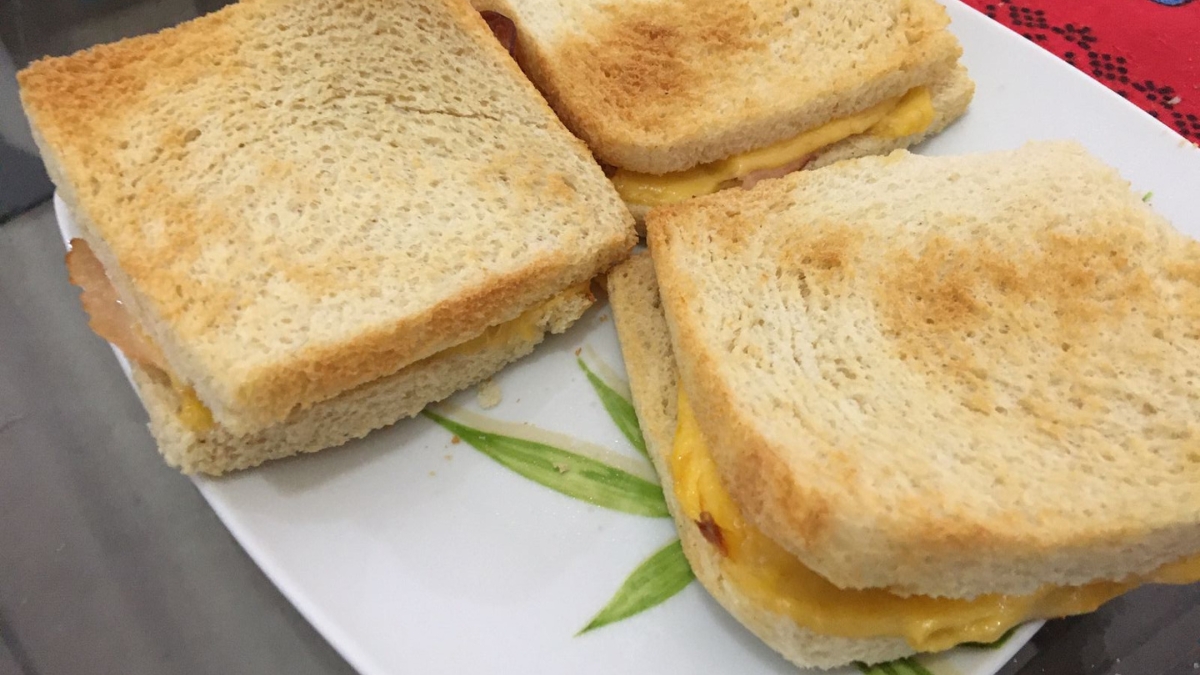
{"left": 54, "top": 1, "right": 1200, "bottom": 673}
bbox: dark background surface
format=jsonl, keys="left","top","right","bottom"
{"left": 1, "top": 1, "right": 1197, "bottom": 674}
{"left": 0, "top": 0, "right": 231, "bottom": 221}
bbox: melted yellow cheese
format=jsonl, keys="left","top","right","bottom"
{"left": 165, "top": 284, "right": 588, "bottom": 434}
{"left": 671, "top": 391, "right": 1200, "bottom": 651}
{"left": 173, "top": 382, "right": 215, "bottom": 433}
{"left": 442, "top": 283, "right": 588, "bottom": 359}
{"left": 611, "top": 87, "right": 934, "bottom": 207}
{"left": 870, "top": 86, "right": 936, "bottom": 139}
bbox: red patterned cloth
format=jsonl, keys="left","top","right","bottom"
{"left": 960, "top": 0, "right": 1200, "bottom": 141}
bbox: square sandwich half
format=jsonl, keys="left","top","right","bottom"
{"left": 19, "top": 0, "right": 637, "bottom": 474}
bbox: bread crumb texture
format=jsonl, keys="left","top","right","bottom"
{"left": 19, "top": 0, "right": 634, "bottom": 431}
{"left": 648, "top": 141, "right": 1200, "bottom": 597}
{"left": 476, "top": 378, "right": 503, "bottom": 409}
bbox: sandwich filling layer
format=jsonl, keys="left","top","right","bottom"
{"left": 671, "top": 391, "right": 1200, "bottom": 652}
{"left": 611, "top": 87, "right": 934, "bottom": 207}
{"left": 66, "top": 237, "right": 581, "bottom": 436}
{"left": 66, "top": 238, "right": 216, "bottom": 433}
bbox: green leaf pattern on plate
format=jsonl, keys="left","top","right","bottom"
{"left": 962, "top": 625, "right": 1018, "bottom": 649}
{"left": 855, "top": 623, "right": 1019, "bottom": 674}
{"left": 426, "top": 352, "right": 1031, "bottom": 653}
{"left": 857, "top": 657, "right": 936, "bottom": 675}
{"left": 424, "top": 352, "right": 697, "bottom": 634}
{"left": 422, "top": 410, "right": 668, "bottom": 518}
{"left": 579, "top": 538, "right": 695, "bottom": 634}
{"left": 577, "top": 357, "right": 649, "bottom": 457}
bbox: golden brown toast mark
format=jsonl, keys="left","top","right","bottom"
{"left": 877, "top": 232, "right": 1159, "bottom": 415}
{"left": 554, "top": 0, "right": 761, "bottom": 134}
{"left": 861, "top": 224, "right": 1200, "bottom": 497}
{"left": 778, "top": 224, "right": 865, "bottom": 277}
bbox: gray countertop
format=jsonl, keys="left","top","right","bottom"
{"left": 0, "top": 202, "right": 355, "bottom": 675}
{"left": 3, "top": 200, "right": 1200, "bottom": 675}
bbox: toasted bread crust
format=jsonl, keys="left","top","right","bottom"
{"left": 137, "top": 285, "right": 594, "bottom": 475}
{"left": 606, "top": 253, "right": 913, "bottom": 668}
{"left": 476, "top": 0, "right": 963, "bottom": 173}
{"left": 20, "top": 0, "right": 635, "bottom": 432}
{"left": 647, "top": 142, "right": 1200, "bottom": 598}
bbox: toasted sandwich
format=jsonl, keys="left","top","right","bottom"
{"left": 18, "top": 0, "right": 636, "bottom": 475}
{"left": 607, "top": 142, "right": 1200, "bottom": 668}
{"left": 472, "top": 0, "right": 975, "bottom": 221}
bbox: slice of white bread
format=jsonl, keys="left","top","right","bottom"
{"left": 472, "top": 0, "right": 964, "bottom": 174}
{"left": 646, "top": 141, "right": 1200, "bottom": 599}
{"left": 139, "top": 285, "right": 594, "bottom": 475}
{"left": 19, "top": 0, "right": 635, "bottom": 435}
{"left": 607, "top": 253, "right": 913, "bottom": 668}
{"left": 626, "top": 63, "right": 975, "bottom": 225}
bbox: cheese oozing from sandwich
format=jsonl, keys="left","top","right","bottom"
{"left": 671, "top": 391, "right": 1200, "bottom": 652}
{"left": 611, "top": 87, "right": 935, "bottom": 207}
{"left": 441, "top": 288, "right": 581, "bottom": 359}
{"left": 176, "top": 384, "right": 215, "bottom": 432}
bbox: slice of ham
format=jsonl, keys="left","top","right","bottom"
{"left": 480, "top": 11, "right": 518, "bottom": 57}
{"left": 738, "top": 155, "right": 814, "bottom": 191}
{"left": 65, "top": 239, "right": 168, "bottom": 372}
